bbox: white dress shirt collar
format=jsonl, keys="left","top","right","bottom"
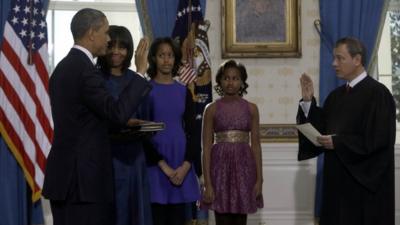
{"left": 348, "top": 70, "right": 367, "bottom": 88}
{"left": 73, "top": 45, "right": 96, "bottom": 65}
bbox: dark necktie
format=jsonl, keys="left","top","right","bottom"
{"left": 346, "top": 84, "right": 351, "bottom": 93}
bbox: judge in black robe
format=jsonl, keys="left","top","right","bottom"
{"left": 297, "top": 37, "right": 395, "bottom": 225}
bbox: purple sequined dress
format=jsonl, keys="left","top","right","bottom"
{"left": 210, "top": 98, "right": 263, "bottom": 213}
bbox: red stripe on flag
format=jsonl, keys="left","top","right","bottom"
{"left": 2, "top": 40, "right": 52, "bottom": 142}
{"left": 32, "top": 52, "right": 50, "bottom": 93}
{"left": 0, "top": 109, "right": 37, "bottom": 183}
{"left": 0, "top": 1, "right": 53, "bottom": 201}
{"left": 0, "top": 70, "right": 46, "bottom": 172}
{"left": 33, "top": 52, "right": 53, "bottom": 141}
{"left": 178, "top": 63, "right": 197, "bottom": 85}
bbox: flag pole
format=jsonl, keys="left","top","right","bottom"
{"left": 188, "top": 0, "right": 192, "bottom": 33}
{"left": 187, "top": 0, "right": 194, "bottom": 68}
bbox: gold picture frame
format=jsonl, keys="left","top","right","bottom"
{"left": 260, "top": 124, "right": 298, "bottom": 143}
{"left": 222, "top": 0, "right": 301, "bottom": 58}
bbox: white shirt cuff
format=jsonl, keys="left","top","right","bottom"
{"left": 299, "top": 101, "right": 311, "bottom": 118}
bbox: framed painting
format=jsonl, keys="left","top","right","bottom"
{"left": 222, "top": 0, "right": 301, "bottom": 58}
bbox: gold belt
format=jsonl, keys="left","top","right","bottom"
{"left": 215, "top": 130, "right": 249, "bottom": 143}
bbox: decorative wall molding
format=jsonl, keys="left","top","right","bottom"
{"left": 260, "top": 124, "right": 298, "bottom": 143}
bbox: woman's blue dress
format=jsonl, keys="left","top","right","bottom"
{"left": 104, "top": 70, "right": 153, "bottom": 225}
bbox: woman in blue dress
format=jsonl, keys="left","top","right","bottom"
{"left": 97, "top": 25, "right": 152, "bottom": 225}
{"left": 142, "top": 37, "right": 200, "bottom": 225}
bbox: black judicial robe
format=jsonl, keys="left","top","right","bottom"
{"left": 297, "top": 76, "right": 395, "bottom": 225}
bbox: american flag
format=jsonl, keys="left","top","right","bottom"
{"left": 172, "top": 0, "right": 203, "bottom": 85}
{"left": 0, "top": 0, "right": 53, "bottom": 202}
{"left": 171, "top": 0, "right": 203, "bottom": 43}
{"left": 178, "top": 61, "right": 197, "bottom": 85}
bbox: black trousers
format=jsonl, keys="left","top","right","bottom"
{"left": 214, "top": 212, "right": 247, "bottom": 225}
{"left": 151, "top": 203, "right": 186, "bottom": 225}
{"left": 49, "top": 173, "right": 113, "bottom": 225}
{"left": 50, "top": 200, "right": 113, "bottom": 225}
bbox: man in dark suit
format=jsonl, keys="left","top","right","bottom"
{"left": 42, "top": 8, "right": 151, "bottom": 225}
{"left": 297, "top": 37, "right": 395, "bottom": 225}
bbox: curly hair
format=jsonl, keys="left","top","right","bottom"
{"left": 214, "top": 60, "right": 249, "bottom": 96}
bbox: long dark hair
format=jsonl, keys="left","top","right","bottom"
{"left": 147, "top": 37, "right": 182, "bottom": 79}
{"left": 97, "top": 25, "right": 134, "bottom": 74}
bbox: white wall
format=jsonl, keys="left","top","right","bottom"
{"left": 205, "top": 0, "right": 320, "bottom": 124}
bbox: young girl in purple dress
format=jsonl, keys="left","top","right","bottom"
{"left": 142, "top": 37, "right": 200, "bottom": 225}
{"left": 202, "top": 60, "right": 263, "bottom": 225}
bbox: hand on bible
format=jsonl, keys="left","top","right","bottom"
{"left": 126, "top": 118, "right": 146, "bottom": 127}
{"left": 300, "top": 73, "right": 314, "bottom": 101}
{"left": 317, "top": 135, "right": 334, "bottom": 149}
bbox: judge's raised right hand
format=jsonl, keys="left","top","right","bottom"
{"left": 300, "top": 73, "right": 314, "bottom": 101}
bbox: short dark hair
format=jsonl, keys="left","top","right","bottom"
{"left": 214, "top": 60, "right": 249, "bottom": 96}
{"left": 70, "top": 8, "right": 106, "bottom": 41}
{"left": 335, "top": 37, "right": 367, "bottom": 67}
{"left": 97, "top": 25, "right": 134, "bottom": 74}
{"left": 147, "top": 37, "right": 182, "bottom": 79}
